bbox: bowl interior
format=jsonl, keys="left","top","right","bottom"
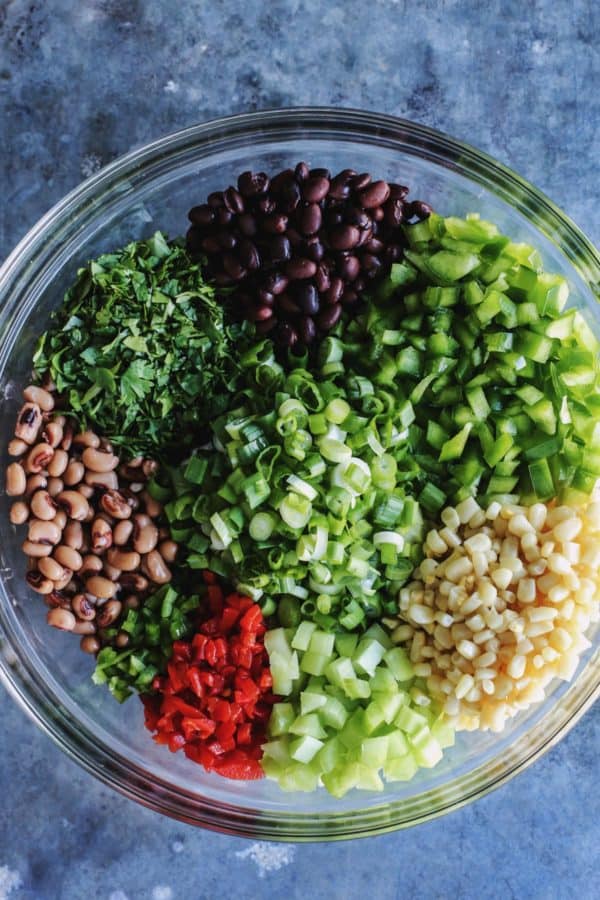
{"left": 0, "top": 112, "right": 599, "bottom": 836}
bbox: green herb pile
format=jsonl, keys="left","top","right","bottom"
{"left": 33, "top": 232, "right": 250, "bottom": 456}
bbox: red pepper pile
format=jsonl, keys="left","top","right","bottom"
{"left": 142, "top": 573, "right": 275, "bottom": 780}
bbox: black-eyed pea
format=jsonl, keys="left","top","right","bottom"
{"left": 100, "top": 490, "right": 132, "bottom": 519}
{"left": 115, "top": 631, "right": 130, "bottom": 648}
{"left": 91, "top": 517, "right": 112, "bottom": 553}
{"left": 133, "top": 516, "right": 158, "bottom": 554}
{"left": 15, "top": 402, "right": 42, "bottom": 444}
{"left": 107, "top": 547, "right": 141, "bottom": 571}
{"left": 25, "top": 473, "right": 47, "bottom": 496}
{"left": 82, "top": 447, "right": 119, "bottom": 473}
{"left": 28, "top": 518, "right": 61, "bottom": 545}
{"left": 86, "top": 574, "right": 117, "bottom": 599}
{"left": 38, "top": 556, "right": 67, "bottom": 581}
{"left": 80, "top": 555, "right": 103, "bottom": 577}
{"left": 73, "top": 620, "right": 96, "bottom": 635}
{"left": 52, "top": 509, "right": 68, "bottom": 530}
{"left": 71, "top": 593, "right": 96, "bottom": 621}
{"left": 47, "top": 477, "right": 64, "bottom": 497}
{"left": 141, "top": 490, "right": 162, "bottom": 518}
{"left": 63, "top": 460, "right": 84, "bottom": 486}
{"left": 63, "top": 521, "right": 83, "bottom": 550}
{"left": 23, "top": 385, "right": 55, "bottom": 412}
{"left": 73, "top": 430, "right": 100, "bottom": 449}
{"left": 26, "top": 571, "right": 54, "bottom": 594}
{"left": 9, "top": 501, "right": 29, "bottom": 525}
{"left": 53, "top": 569, "right": 73, "bottom": 591}
{"left": 5, "top": 462, "right": 26, "bottom": 496}
{"left": 78, "top": 484, "right": 95, "bottom": 500}
{"left": 158, "top": 540, "right": 178, "bottom": 563}
{"left": 56, "top": 490, "right": 89, "bottom": 521}
{"left": 120, "top": 572, "right": 149, "bottom": 593}
{"left": 124, "top": 594, "right": 140, "bottom": 610}
{"left": 53, "top": 545, "right": 83, "bottom": 571}
{"left": 22, "top": 539, "right": 53, "bottom": 558}
{"left": 44, "top": 590, "right": 71, "bottom": 609}
{"left": 43, "top": 421, "right": 63, "bottom": 448}
{"left": 25, "top": 442, "right": 54, "bottom": 474}
{"left": 103, "top": 562, "right": 122, "bottom": 581}
{"left": 60, "top": 424, "right": 73, "bottom": 451}
{"left": 142, "top": 549, "right": 172, "bottom": 584}
{"left": 47, "top": 448, "right": 68, "bottom": 478}
{"left": 47, "top": 608, "right": 76, "bottom": 631}
{"left": 113, "top": 519, "right": 134, "bottom": 546}
{"left": 96, "top": 599, "right": 122, "bottom": 628}
{"left": 80, "top": 635, "right": 101, "bottom": 654}
{"left": 30, "top": 490, "right": 57, "bottom": 521}
{"left": 142, "top": 459, "right": 158, "bottom": 479}
{"left": 8, "top": 438, "right": 28, "bottom": 457}
{"left": 84, "top": 469, "right": 119, "bottom": 490}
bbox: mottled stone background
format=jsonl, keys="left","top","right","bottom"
{"left": 1, "top": 1, "right": 599, "bottom": 898}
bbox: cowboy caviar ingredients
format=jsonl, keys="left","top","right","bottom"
{"left": 187, "top": 164, "right": 432, "bottom": 346}
{"left": 342, "top": 212, "right": 600, "bottom": 506}
{"left": 261, "top": 622, "right": 453, "bottom": 796}
{"left": 167, "top": 345, "right": 425, "bottom": 626}
{"left": 389, "top": 498, "right": 600, "bottom": 732}
{"left": 32, "top": 233, "right": 250, "bottom": 457}
{"left": 142, "top": 574, "right": 275, "bottom": 780}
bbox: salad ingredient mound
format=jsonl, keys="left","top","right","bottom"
{"left": 187, "top": 164, "right": 433, "bottom": 346}
{"left": 262, "top": 623, "right": 453, "bottom": 796}
{"left": 168, "top": 346, "right": 424, "bottom": 627}
{"left": 391, "top": 498, "right": 600, "bottom": 732}
{"left": 33, "top": 233, "right": 248, "bottom": 457}
{"left": 142, "top": 573, "right": 274, "bottom": 780}
{"left": 5, "top": 164, "right": 600, "bottom": 798}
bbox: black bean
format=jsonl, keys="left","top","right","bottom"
{"left": 268, "top": 235, "right": 292, "bottom": 263}
{"left": 314, "top": 263, "right": 331, "bottom": 293}
{"left": 286, "top": 258, "right": 317, "bottom": 280}
{"left": 361, "top": 253, "right": 382, "bottom": 278}
{"left": 214, "top": 271, "right": 235, "bottom": 286}
{"left": 238, "top": 213, "right": 257, "bottom": 236}
{"left": 341, "top": 289, "right": 358, "bottom": 306}
{"left": 411, "top": 200, "right": 433, "bottom": 220}
{"left": 286, "top": 227, "right": 302, "bottom": 247}
{"left": 316, "top": 303, "right": 342, "bottom": 330}
{"left": 365, "top": 237, "right": 385, "bottom": 254}
{"left": 256, "top": 195, "right": 277, "bottom": 215}
{"left": 253, "top": 306, "right": 273, "bottom": 321}
{"left": 294, "top": 161, "right": 310, "bottom": 181}
{"left": 222, "top": 253, "right": 247, "bottom": 281}
{"left": 223, "top": 187, "right": 245, "bottom": 214}
{"left": 302, "top": 176, "right": 330, "bottom": 203}
{"left": 270, "top": 169, "right": 296, "bottom": 192}
{"left": 310, "top": 167, "right": 331, "bottom": 180}
{"left": 263, "top": 213, "right": 288, "bottom": 234}
{"left": 295, "top": 283, "right": 320, "bottom": 316}
{"left": 299, "top": 315, "right": 316, "bottom": 344}
{"left": 258, "top": 289, "right": 275, "bottom": 306}
{"left": 201, "top": 236, "right": 221, "bottom": 254}
{"left": 383, "top": 244, "right": 402, "bottom": 263}
{"left": 188, "top": 204, "right": 215, "bottom": 227}
{"left": 263, "top": 272, "right": 289, "bottom": 295}
{"left": 325, "top": 276, "right": 344, "bottom": 305}
{"left": 358, "top": 180, "right": 390, "bottom": 208}
{"left": 237, "top": 239, "right": 260, "bottom": 270}
{"left": 217, "top": 231, "right": 237, "bottom": 250}
{"left": 346, "top": 207, "right": 371, "bottom": 229}
{"left": 298, "top": 203, "right": 322, "bottom": 235}
{"left": 277, "top": 322, "right": 298, "bottom": 346}
{"left": 306, "top": 240, "right": 324, "bottom": 262}
{"left": 383, "top": 198, "right": 405, "bottom": 228}
{"left": 354, "top": 276, "right": 366, "bottom": 292}
{"left": 325, "top": 209, "right": 344, "bottom": 228}
{"left": 372, "top": 207, "right": 385, "bottom": 222}
{"left": 216, "top": 208, "right": 233, "bottom": 226}
{"left": 389, "top": 183, "right": 410, "bottom": 200}
{"left": 328, "top": 224, "right": 360, "bottom": 251}
{"left": 339, "top": 255, "right": 360, "bottom": 281}
{"left": 238, "top": 171, "right": 270, "bottom": 197}
{"left": 256, "top": 317, "right": 278, "bottom": 334}
{"left": 207, "top": 191, "right": 225, "bottom": 208}
{"left": 350, "top": 173, "right": 371, "bottom": 191}
{"left": 280, "top": 181, "right": 301, "bottom": 212}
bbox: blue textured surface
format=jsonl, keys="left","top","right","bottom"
{"left": 1, "top": 2, "right": 599, "bottom": 898}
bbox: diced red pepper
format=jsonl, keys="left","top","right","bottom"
{"left": 141, "top": 578, "right": 276, "bottom": 783}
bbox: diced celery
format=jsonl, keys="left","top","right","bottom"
{"left": 320, "top": 695, "right": 350, "bottom": 731}
{"left": 321, "top": 763, "right": 361, "bottom": 798}
{"left": 316, "top": 737, "right": 345, "bottom": 774}
{"left": 370, "top": 668, "right": 398, "bottom": 694}
{"left": 308, "top": 630, "right": 336, "bottom": 657}
{"left": 326, "top": 656, "right": 356, "bottom": 687}
{"left": 395, "top": 706, "right": 428, "bottom": 735}
{"left": 362, "top": 623, "right": 394, "bottom": 649}
{"left": 261, "top": 738, "right": 292, "bottom": 765}
{"left": 300, "top": 651, "right": 330, "bottom": 677}
{"left": 384, "top": 647, "right": 414, "bottom": 682}
{"left": 269, "top": 703, "right": 296, "bottom": 737}
{"left": 356, "top": 765, "right": 385, "bottom": 792}
{"left": 338, "top": 710, "right": 369, "bottom": 749}
{"left": 373, "top": 691, "right": 407, "bottom": 724}
{"left": 268, "top": 651, "right": 294, "bottom": 695}
{"left": 364, "top": 701, "right": 387, "bottom": 734}
{"left": 409, "top": 733, "right": 443, "bottom": 768}
{"left": 289, "top": 714, "right": 327, "bottom": 740}
{"left": 291, "top": 621, "right": 317, "bottom": 651}
{"left": 342, "top": 678, "right": 372, "bottom": 700}
{"left": 279, "top": 764, "right": 321, "bottom": 792}
{"left": 431, "top": 716, "right": 456, "bottom": 749}
{"left": 386, "top": 729, "right": 410, "bottom": 758}
{"left": 289, "top": 735, "right": 324, "bottom": 764}
{"left": 360, "top": 735, "right": 389, "bottom": 768}
{"left": 383, "top": 755, "right": 419, "bottom": 782}
{"left": 300, "top": 691, "right": 327, "bottom": 715}
{"left": 353, "top": 639, "right": 386, "bottom": 677}
{"left": 334, "top": 632, "right": 359, "bottom": 657}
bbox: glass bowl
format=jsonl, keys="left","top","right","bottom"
{"left": 0, "top": 108, "right": 598, "bottom": 841}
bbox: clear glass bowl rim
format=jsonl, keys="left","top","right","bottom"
{"left": 0, "top": 107, "right": 598, "bottom": 841}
